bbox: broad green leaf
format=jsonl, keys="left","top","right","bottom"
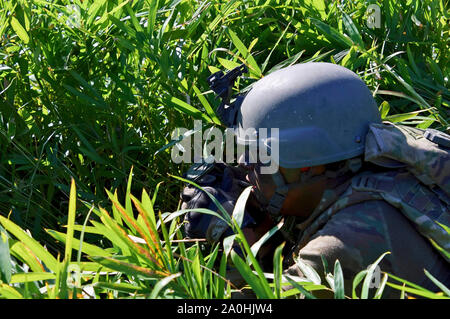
{"left": 217, "top": 252, "right": 228, "bottom": 299}
{"left": 90, "top": 256, "right": 167, "bottom": 278}
{"left": 352, "top": 270, "right": 367, "bottom": 299}
{"left": 249, "top": 221, "right": 283, "bottom": 264}
{"left": 70, "top": 225, "right": 103, "bottom": 235}
{"left": 89, "top": 219, "right": 131, "bottom": 256}
{"left": 191, "top": 251, "right": 203, "bottom": 294}
{"left": 10, "top": 272, "right": 55, "bottom": 284}
{"left": 125, "top": 167, "right": 134, "bottom": 225}
{"left": 192, "top": 85, "right": 221, "bottom": 125}
{"left": 157, "top": 211, "right": 173, "bottom": 272}
{"left": 308, "top": 0, "right": 327, "bottom": 19}
{"left": 333, "top": 260, "right": 345, "bottom": 299}
{"left": 64, "top": 178, "right": 77, "bottom": 262}
{"left": 151, "top": 182, "right": 162, "bottom": 206}
{"left": 217, "top": 57, "right": 241, "bottom": 71}
{"left": 379, "top": 101, "right": 390, "bottom": 119}
{"left": 107, "top": 10, "right": 136, "bottom": 38}
{"left": 341, "top": 11, "right": 364, "bottom": 48}
{"left": 230, "top": 250, "right": 274, "bottom": 299}
{"left": 94, "top": 281, "right": 144, "bottom": 294}
{"left": 374, "top": 273, "right": 388, "bottom": 299}
{"left": 98, "top": 206, "right": 146, "bottom": 257}
{"left": 232, "top": 186, "right": 252, "bottom": 229}
{"left": 78, "top": 262, "right": 116, "bottom": 273}
{"left": 273, "top": 243, "right": 285, "bottom": 299}
{"left": 142, "top": 188, "right": 157, "bottom": 227}
{"left": 284, "top": 275, "right": 317, "bottom": 299}
{"left": 341, "top": 46, "right": 357, "bottom": 68}
{"left": 0, "top": 216, "right": 57, "bottom": 272}
{"left": 10, "top": 17, "right": 29, "bottom": 43}
{"left": 146, "top": 0, "right": 159, "bottom": 35}
{"left": 167, "top": 96, "right": 214, "bottom": 123}
{"left": 310, "top": 18, "right": 353, "bottom": 48}
{"left": 106, "top": 189, "right": 137, "bottom": 236}
{"left": 426, "top": 57, "right": 444, "bottom": 86}
{"left": 0, "top": 284, "right": 23, "bottom": 299}
{"left": 71, "top": 126, "right": 106, "bottom": 164}
{"left": 86, "top": 0, "right": 107, "bottom": 26}
{"left": 295, "top": 257, "right": 321, "bottom": 285}
{"left": 361, "top": 252, "right": 390, "bottom": 299}
{"left": 406, "top": 44, "right": 421, "bottom": 76}
{"left": 386, "top": 282, "right": 449, "bottom": 299}
{"left": 385, "top": 111, "right": 425, "bottom": 123}
{"left": 47, "top": 229, "right": 110, "bottom": 257}
{"left": 0, "top": 225, "right": 11, "bottom": 283}
{"left": 62, "top": 84, "right": 107, "bottom": 109}
{"left": 223, "top": 234, "right": 237, "bottom": 257}
{"left": 9, "top": 241, "right": 44, "bottom": 273}
{"left": 124, "top": 3, "right": 144, "bottom": 33}
{"left": 226, "top": 28, "right": 262, "bottom": 78}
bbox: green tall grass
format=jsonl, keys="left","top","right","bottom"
{"left": 0, "top": 176, "right": 448, "bottom": 299}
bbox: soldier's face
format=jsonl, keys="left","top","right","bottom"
{"left": 242, "top": 161, "right": 327, "bottom": 218}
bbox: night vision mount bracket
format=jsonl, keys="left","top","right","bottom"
{"left": 206, "top": 64, "right": 248, "bottom": 127}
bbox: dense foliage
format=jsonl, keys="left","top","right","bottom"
{"left": 0, "top": 0, "right": 448, "bottom": 299}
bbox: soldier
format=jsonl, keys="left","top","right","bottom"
{"left": 180, "top": 62, "right": 450, "bottom": 298}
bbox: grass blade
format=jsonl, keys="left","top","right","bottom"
{"left": 46, "top": 229, "right": 110, "bottom": 257}
{"left": 333, "top": 260, "right": 345, "bottom": 299}
{"left": 0, "top": 225, "right": 11, "bottom": 284}
{"left": 10, "top": 272, "right": 56, "bottom": 284}
{"left": 294, "top": 257, "right": 321, "bottom": 285}
{"left": 386, "top": 282, "right": 449, "bottom": 299}
{"left": 149, "top": 273, "right": 182, "bottom": 298}
{"left": 167, "top": 96, "right": 214, "bottom": 123}
{"left": 341, "top": 11, "right": 364, "bottom": 48}
{"left": 374, "top": 273, "right": 388, "bottom": 299}
{"left": 192, "top": 84, "right": 222, "bottom": 125}
{"left": 0, "top": 216, "right": 57, "bottom": 272}
{"left": 226, "top": 28, "right": 262, "bottom": 78}
{"left": 361, "top": 252, "right": 390, "bottom": 299}
{"left": 230, "top": 250, "right": 274, "bottom": 298}
{"left": 310, "top": 18, "right": 353, "bottom": 48}
{"left": 423, "top": 269, "right": 450, "bottom": 297}
{"left": 90, "top": 256, "right": 167, "bottom": 278}
{"left": 0, "top": 284, "right": 24, "bottom": 299}
{"left": 64, "top": 178, "right": 77, "bottom": 262}
{"left": 273, "top": 242, "right": 285, "bottom": 298}
{"left": 352, "top": 270, "right": 367, "bottom": 299}
{"left": 284, "top": 275, "right": 317, "bottom": 299}
{"left": 10, "top": 17, "right": 29, "bottom": 44}
{"left": 231, "top": 186, "right": 252, "bottom": 229}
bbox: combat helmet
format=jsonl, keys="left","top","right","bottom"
{"left": 208, "top": 62, "right": 382, "bottom": 219}
{"left": 235, "top": 62, "right": 382, "bottom": 168}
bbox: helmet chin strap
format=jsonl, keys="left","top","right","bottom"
{"left": 266, "top": 158, "right": 362, "bottom": 221}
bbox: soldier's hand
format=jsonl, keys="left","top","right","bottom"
{"left": 181, "top": 164, "right": 257, "bottom": 243}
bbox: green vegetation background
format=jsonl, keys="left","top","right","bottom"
{"left": 0, "top": 0, "right": 448, "bottom": 299}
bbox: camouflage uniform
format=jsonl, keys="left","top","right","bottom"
{"left": 182, "top": 123, "right": 450, "bottom": 298}
{"left": 283, "top": 171, "right": 449, "bottom": 298}
{"left": 284, "top": 123, "right": 450, "bottom": 298}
